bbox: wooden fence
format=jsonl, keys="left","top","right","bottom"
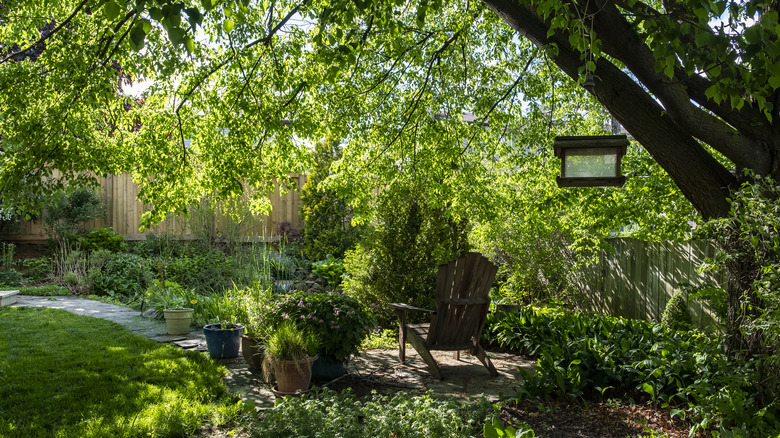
{"left": 569, "top": 238, "right": 724, "bottom": 328}
{"left": 0, "top": 173, "right": 307, "bottom": 242}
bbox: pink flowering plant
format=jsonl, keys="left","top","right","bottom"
{"left": 262, "top": 291, "right": 376, "bottom": 362}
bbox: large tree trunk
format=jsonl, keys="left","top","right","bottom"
{"left": 481, "top": 0, "right": 780, "bottom": 401}
{"left": 480, "top": 0, "right": 778, "bottom": 219}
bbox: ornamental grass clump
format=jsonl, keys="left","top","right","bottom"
{"left": 262, "top": 321, "right": 319, "bottom": 381}
{"left": 263, "top": 291, "right": 376, "bottom": 362}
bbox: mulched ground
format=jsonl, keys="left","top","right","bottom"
{"left": 500, "top": 399, "right": 707, "bottom": 438}
{"left": 319, "top": 372, "right": 425, "bottom": 397}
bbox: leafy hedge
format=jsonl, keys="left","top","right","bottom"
{"left": 485, "top": 307, "right": 780, "bottom": 436}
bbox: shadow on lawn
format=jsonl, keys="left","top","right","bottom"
{"left": 0, "top": 307, "right": 239, "bottom": 438}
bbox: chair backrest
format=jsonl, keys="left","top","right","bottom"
{"left": 426, "top": 252, "right": 498, "bottom": 350}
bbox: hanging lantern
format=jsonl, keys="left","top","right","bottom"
{"left": 553, "top": 135, "right": 628, "bottom": 187}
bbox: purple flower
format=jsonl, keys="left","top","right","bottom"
{"left": 334, "top": 325, "right": 340, "bottom": 329}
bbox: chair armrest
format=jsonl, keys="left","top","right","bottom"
{"left": 389, "top": 303, "right": 436, "bottom": 314}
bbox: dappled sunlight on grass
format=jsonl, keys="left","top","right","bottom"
{"left": 0, "top": 307, "right": 240, "bottom": 437}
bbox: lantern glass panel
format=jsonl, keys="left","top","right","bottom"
{"left": 564, "top": 148, "right": 618, "bottom": 178}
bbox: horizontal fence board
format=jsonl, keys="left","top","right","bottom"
{"left": 0, "top": 172, "right": 306, "bottom": 242}
{"left": 571, "top": 238, "right": 724, "bottom": 329}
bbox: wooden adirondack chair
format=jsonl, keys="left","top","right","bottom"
{"left": 389, "top": 252, "right": 499, "bottom": 380}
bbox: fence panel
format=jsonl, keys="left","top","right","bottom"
{"left": 571, "top": 238, "right": 723, "bottom": 327}
{"left": 0, "top": 173, "right": 306, "bottom": 242}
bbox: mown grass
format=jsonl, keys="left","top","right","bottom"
{"left": 0, "top": 307, "right": 241, "bottom": 437}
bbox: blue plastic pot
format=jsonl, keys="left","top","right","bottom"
{"left": 203, "top": 323, "right": 244, "bottom": 359}
{"left": 311, "top": 354, "right": 348, "bottom": 380}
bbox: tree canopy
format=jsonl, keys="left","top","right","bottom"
{"left": 0, "top": 0, "right": 771, "bottom": 231}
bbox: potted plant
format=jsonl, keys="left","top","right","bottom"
{"left": 241, "top": 311, "right": 268, "bottom": 370}
{"left": 263, "top": 291, "right": 375, "bottom": 379}
{"left": 146, "top": 279, "right": 197, "bottom": 335}
{"left": 262, "top": 321, "right": 319, "bottom": 397}
{"left": 203, "top": 322, "right": 245, "bottom": 359}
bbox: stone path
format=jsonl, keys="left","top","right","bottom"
{"left": 10, "top": 295, "right": 533, "bottom": 410}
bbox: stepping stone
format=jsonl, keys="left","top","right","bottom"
{"left": 0, "top": 290, "right": 19, "bottom": 306}
{"left": 174, "top": 339, "right": 204, "bottom": 349}
{"left": 149, "top": 335, "right": 188, "bottom": 343}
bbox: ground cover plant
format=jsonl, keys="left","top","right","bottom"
{"left": 0, "top": 307, "right": 241, "bottom": 437}
{"left": 248, "top": 387, "right": 493, "bottom": 437}
{"left": 485, "top": 306, "right": 780, "bottom": 436}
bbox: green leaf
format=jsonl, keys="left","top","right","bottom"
{"left": 149, "top": 7, "right": 163, "bottom": 21}
{"left": 138, "top": 18, "right": 151, "bottom": 34}
{"left": 223, "top": 19, "right": 235, "bottom": 33}
{"left": 769, "top": 76, "right": 780, "bottom": 90}
{"left": 185, "top": 8, "right": 203, "bottom": 30}
{"left": 129, "top": 23, "right": 147, "bottom": 51}
{"left": 484, "top": 421, "right": 499, "bottom": 438}
{"left": 201, "top": 0, "right": 213, "bottom": 11}
{"left": 642, "top": 382, "right": 655, "bottom": 398}
{"left": 103, "top": 0, "right": 121, "bottom": 20}
{"left": 184, "top": 35, "right": 195, "bottom": 53}
{"left": 166, "top": 27, "right": 186, "bottom": 45}
{"left": 745, "top": 26, "right": 762, "bottom": 45}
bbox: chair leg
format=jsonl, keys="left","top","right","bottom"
{"left": 472, "top": 345, "right": 499, "bottom": 377}
{"left": 408, "top": 330, "right": 442, "bottom": 380}
{"left": 395, "top": 309, "right": 406, "bottom": 363}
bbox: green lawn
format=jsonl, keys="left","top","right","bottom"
{"left": 0, "top": 307, "right": 241, "bottom": 437}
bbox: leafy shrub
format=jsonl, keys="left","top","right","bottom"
{"left": 0, "top": 269, "right": 23, "bottom": 287}
{"left": 311, "top": 254, "right": 345, "bottom": 289}
{"left": 0, "top": 242, "right": 22, "bottom": 286}
{"left": 91, "top": 252, "right": 153, "bottom": 299}
{"left": 44, "top": 187, "right": 104, "bottom": 243}
{"left": 131, "top": 233, "right": 181, "bottom": 257}
{"left": 343, "top": 182, "right": 470, "bottom": 325}
{"left": 1, "top": 242, "right": 14, "bottom": 271}
{"left": 359, "top": 328, "right": 398, "bottom": 350}
{"left": 471, "top": 220, "right": 575, "bottom": 305}
{"left": 145, "top": 279, "right": 195, "bottom": 312}
{"left": 20, "top": 257, "right": 53, "bottom": 283}
{"left": 77, "top": 227, "right": 127, "bottom": 253}
{"left": 62, "top": 271, "right": 79, "bottom": 286}
{"left": 486, "top": 307, "right": 780, "bottom": 436}
{"left": 164, "top": 249, "right": 237, "bottom": 293}
{"left": 700, "top": 171, "right": 780, "bottom": 403}
{"left": 661, "top": 288, "right": 692, "bottom": 331}
{"left": 254, "top": 388, "right": 491, "bottom": 437}
{"left": 300, "top": 137, "right": 365, "bottom": 261}
{"left": 262, "top": 291, "right": 376, "bottom": 362}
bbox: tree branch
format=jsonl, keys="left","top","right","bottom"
{"left": 482, "top": 0, "right": 737, "bottom": 218}
{"left": 0, "top": 0, "right": 90, "bottom": 64}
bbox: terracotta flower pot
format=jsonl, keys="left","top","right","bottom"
{"left": 274, "top": 355, "right": 318, "bottom": 393}
{"left": 163, "top": 308, "right": 193, "bottom": 335}
{"left": 241, "top": 335, "right": 265, "bottom": 370}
